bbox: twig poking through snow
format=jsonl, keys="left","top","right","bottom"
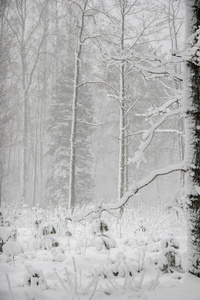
{"left": 54, "top": 270, "right": 68, "bottom": 290}
{"left": 5, "top": 273, "right": 15, "bottom": 300}
{"left": 89, "top": 275, "right": 98, "bottom": 300}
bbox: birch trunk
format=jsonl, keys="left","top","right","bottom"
{"left": 184, "top": 0, "right": 200, "bottom": 277}
{"left": 68, "top": 47, "right": 81, "bottom": 210}
{"left": 20, "top": 2, "right": 28, "bottom": 203}
{"left": 118, "top": 2, "right": 126, "bottom": 200}
{"left": 39, "top": 0, "right": 48, "bottom": 204}
{"left": 68, "top": 0, "right": 88, "bottom": 210}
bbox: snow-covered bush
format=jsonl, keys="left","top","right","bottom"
{"left": 0, "top": 226, "right": 11, "bottom": 243}
{"left": 105, "top": 258, "right": 136, "bottom": 278}
{"left": 158, "top": 237, "right": 182, "bottom": 273}
{"left": 35, "top": 221, "right": 59, "bottom": 250}
{"left": 39, "top": 221, "right": 56, "bottom": 236}
{"left": 94, "top": 250, "right": 145, "bottom": 279}
{"left": 25, "top": 265, "right": 49, "bottom": 290}
{"left": 91, "top": 219, "right": 116, "bottom": 251}
{"left": 2, "top": 229, "right": 23, "bottom": 260}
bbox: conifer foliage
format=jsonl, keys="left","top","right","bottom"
{"left": 46, "top": 68, "right": 95, "bottom": 206}
{"left": 184, "top": 0, "right": 200, "bottom": 278}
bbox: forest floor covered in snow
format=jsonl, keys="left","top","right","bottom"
{"left": 0, "top": 203, "right": 200, "bottom": 300}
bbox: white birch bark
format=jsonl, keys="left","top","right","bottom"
{"left": 118, "top": 3, "right": 126, "bottom": 200}
{"left": 68, "top": 0, "right": 88, "bottom": 210}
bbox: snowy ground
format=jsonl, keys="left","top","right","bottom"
{"left": 0, "top": 204, "right": 200, "bottom": 300}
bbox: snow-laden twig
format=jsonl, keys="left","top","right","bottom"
{"left": 39, "top": 270, "right": 49, "bottom": 290}
{"left": 65, "top": 267, "right": 74, "bottom": 293}
{"left": 82, "top": 274, "right": 98, "bottom": 295}
{"left": 54, "top": 270, "right": 68, "bottom": 290}
{"left": 77, "top": 80, "right": 118, "bottom": 94}
{"left": 122, "top": 269, "right": 130, "bottom": 290}
{"left": 148, "top": 269, "right": 161, "bottom": 290}
{"left": 128, "top": 129, "right": 183, "bottom": 137}
{"left": 5, "top": 273, "right": 15, "bottom": 300}
{"left": 142, "top": 108, "right": 181, "bottom": 140}
{"left": 89, "top": 275, "right": 98, "bottom": 300}
{"left": 77, "top": 120, "right": 103, "bottom": 127}
{"left": 130, "top": 108, "right": 181, "bottom": 167}
{"left": 135, "top": 97, "right": 181, "bottom": 118}
{"left": 108, "top": 278, "right": 122, "bottom": 290}
{"left": 72, "top": 257, "right": 78, "bottom": 295}
{"left": 137, "top": 271, "right": 145, "bottom": 289}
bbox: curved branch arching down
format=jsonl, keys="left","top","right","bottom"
{"left": 70, "top": 162, "right": 186, "bottom": 221}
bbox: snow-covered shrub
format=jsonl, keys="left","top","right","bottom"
{"left": 35, "top": 221, "right": 59, "bottom": 250}
{"left": 146, "top": 241, "right": 161, "bottom": 266}
{"left": 39, "top": 221, "right": 56, "bottom": 236}
{"left": 34, "top": 219, "right": 42, "bottom": 230}
{"left": 2, "top": 229, "right": 23, "bottom": 260}
{"left": 105, "top": 260, "right": 135, "bottom": 278}
{"left": 95, "top": 251, "right": 144, "bottom": 279}
{"left": 25, "top": 265, "right": 49, "bottom": 290}
{"left": 94, "top": 236, "right": 115, "bottom": 251}
{"left": 92, "top": 219, "right": 109, "bottom": 235}
{"left": 91, "top": 219, "right": 116, "bottom": 251}
{"left": 158, "top": 237, "right": 182, "bottom": 273}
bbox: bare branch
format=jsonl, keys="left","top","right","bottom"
{"left": 108, "top": 162, "right": 186, "bottom": 210}
{"left": 77, "top": 80, "right": 119, "bottom": 94}
{"left": 77, "top": 120, "right": 103, "bottom": 127}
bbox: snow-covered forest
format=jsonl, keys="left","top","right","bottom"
{"left": 0, "top": 0, "right": 200, "bottom": 299}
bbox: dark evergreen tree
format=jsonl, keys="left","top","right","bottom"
{"left": 184, "top": 0, "right": 200, "bottom": 278}
{"left": 46, "top": 67, "right": 95, "bottom": 206}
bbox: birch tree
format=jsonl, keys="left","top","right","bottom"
{"left": 68, "top": 0, "right": 92, "bottom": 210}
{"left": 184, "top": 0, "right": 200, "bottom": 278}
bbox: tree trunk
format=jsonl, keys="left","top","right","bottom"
{"left": 21, "top": 89, "right": 28, "bottom": 204}
{"left": 68, "top": 0, "right": 88, "bottom": 210}
{"left": 118, "top": 2, "right": 126, "bottom": 200}
{"left": 68, "top": 46, "right": 81, "bottom": 210}
{"left": 184, "top": 0, "right": 200, "bottom": 277}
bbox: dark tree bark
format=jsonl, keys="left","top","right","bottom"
{"left": 184, "top": 0, "right": 200, "bottom": 277}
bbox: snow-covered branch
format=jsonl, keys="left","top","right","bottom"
{"left": 142, "top": 108, "right": 181, "bottom": 140}
{"left": 107, "top": 162, "right": 186, "bottom": 209}
{"left": 130, "top": 108, "right": 181, "bottom": 167}
{"left": 135, "top": 97, "right": 181, "bottom": 118}
{"left": 77, "top": 81, "right": 118, "bottom": 94}
{"left": 73, "top": 162, "right": 185, "bottom": 221}
{"left": 77, "top": 120, "right": 103, "bottom": 127}
{"left": 128, "top": 129, "right": 183, "bottom": 137}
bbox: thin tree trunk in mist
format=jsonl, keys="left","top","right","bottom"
{"left": 68, "top": 0, "right": 88, "bottom": 211}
